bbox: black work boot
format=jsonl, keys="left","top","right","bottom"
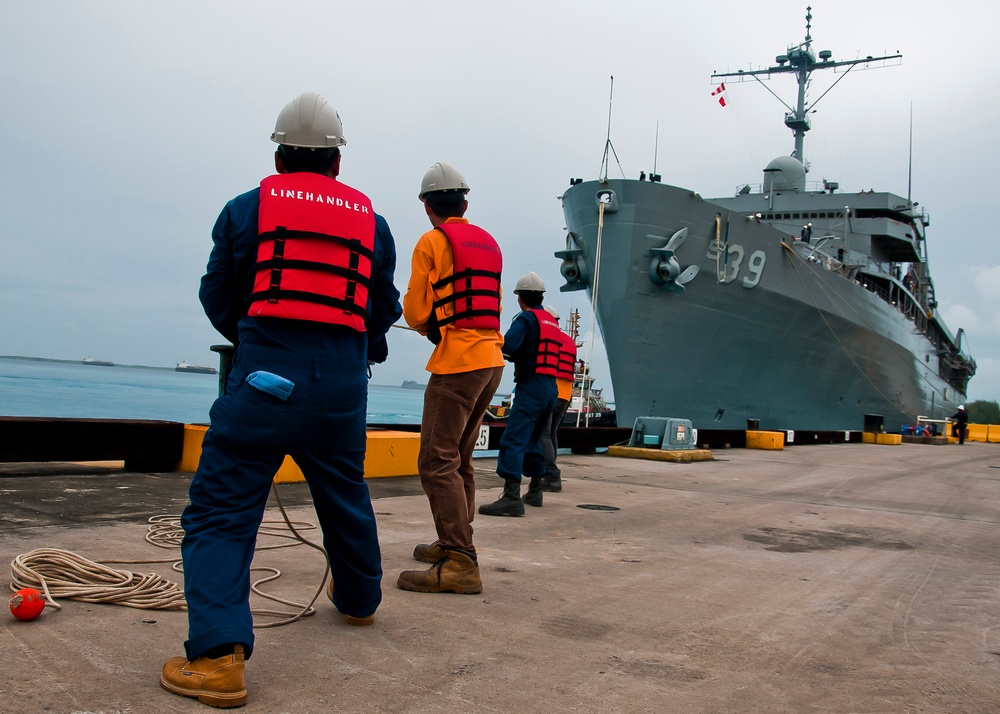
{"left": 478, "top": 478, "right": 524, "bottom": 517}
{"left": 542, "top": 468, "right": 562, "bottom": 493}
{"left": 523, "top": 476, "right": 544, "bottom": 507}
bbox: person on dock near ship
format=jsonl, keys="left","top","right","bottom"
{"left": 160, "top": 92, "right": 401, "bottom": 709}
{"left": 479, "top": 271, "right": 559, "bottom": 517}
{"left": 396, "top": 161, "right": 505, "bottom": 595}
{"left": 950, "top": 404, "right": 968, "bottom": 445}
{"left": 538, "top": 304, "right": 576, "bottom": 494}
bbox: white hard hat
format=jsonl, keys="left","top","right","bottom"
{"left": 419, "top": 161, "right": 470, "bottom": 199}
{"left": 543, "top": 304, "right": 560, "bottom": 320}
{"left": 958, "top": 404, "right": 965, "bottom": 410}
{"left": 270, "top": 92, "right": 346, "bottom": 149}
{"left": 514, "top": 271, "right": 546, "bottom": 293}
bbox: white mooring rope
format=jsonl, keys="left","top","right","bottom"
{"left": 10, "top": 547, "right": 186, "bottom": 611}
{"left": 8, "top": 485, "right": 330, "bottom": 627}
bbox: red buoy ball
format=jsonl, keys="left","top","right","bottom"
{"left": 10, "top": 588, "right": 46, "bottom": 621}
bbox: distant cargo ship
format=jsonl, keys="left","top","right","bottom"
{"left": 176, "top": 361, "right": 218, "bottom": 375}
{"left": 82, "top": 356, "right": 114, "bottom": 367}
{"left": 401, "top": 380, "right": 426, "bottom": 390}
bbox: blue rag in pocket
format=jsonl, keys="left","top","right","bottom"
{"left": 245, "top": 371, "right": 295, "bottom": 401}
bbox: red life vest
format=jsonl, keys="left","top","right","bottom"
{"left": 430, "top": 223, "right": 502, "bottom": 330}
{"left": 555, "top": 329, "right": 577, "bottom": 383}
{"left": 249, "top": 173, "right": 376, "bottom": 331}
{"left": 532, "top": 308, "right": 563, "bottom": 378}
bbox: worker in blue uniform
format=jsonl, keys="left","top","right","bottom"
{"left": 160, "top": 92, "right": 401, "bottom": 709}
{"left": 950, "top": 404, "right": 968, "bottom": 445}
{"left": 479, "top": 271, "right": 558, "bottom": 517}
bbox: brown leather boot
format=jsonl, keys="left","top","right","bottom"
{"left": 160, "top": 644, "right": 248, "bottom": 708}
{"left": 397, "top": 550, "right": 482, "bottom": 594}
{"left": 326, "top": 578, "right": 375, "bottom": 626}
{"left": 413, "top": 542, "right": 445, "bottom": 563}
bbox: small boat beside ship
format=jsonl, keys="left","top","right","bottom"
{"left": 175, "top": 361, "right": 217, "bottom": 375}
{"left": 483, "top": 368, "right": 616, "bottom": 426}
{"left": 485, "top": 309, "right": 617, "bottom": 426}
{"left": 565, "top": 364, "right": 616, "bottom": 427}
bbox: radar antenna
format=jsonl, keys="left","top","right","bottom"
{"left": 711, "top": 6, "right": 902, "bottom": 165}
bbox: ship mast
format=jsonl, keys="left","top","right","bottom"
{"left": 567, "top": 308, "right": 582, "bottom": 347}
{"left": 711, "top": 6, "right": 901, "bottom": 165}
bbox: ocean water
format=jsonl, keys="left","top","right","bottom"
{"left": 0, "top": 358, "right": 425, "bottom": 425}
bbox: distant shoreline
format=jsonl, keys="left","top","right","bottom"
{"left": 2, "top": 355, "right": 178, "bottom": 372}
{"left": 0, "top": 355, "right": 420, "bottom": 389}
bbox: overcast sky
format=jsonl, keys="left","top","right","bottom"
{"left": 2, "top": 1, "right": 998, "bottom": 404}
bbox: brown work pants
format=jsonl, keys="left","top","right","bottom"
{"left": 418, "top": 366, "right": 504, "bottom": 554}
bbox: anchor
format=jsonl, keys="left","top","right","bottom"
{"left": 649, "top": 227, "right": 699, "bottom": 292}
{"left": 556, "top": 232, "right": 589, "bottom": 292}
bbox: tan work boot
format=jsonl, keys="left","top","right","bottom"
{"left": 413, "top": 542, "right": 445, "bottom": 563}
{"left": 326, "top": 578, "right": 375, "bottom": 626}
{"left": 160, "top": 644, "right": 248, "bottom": 708}
{"left": 397, "top": 550, "right": 483, "bottom": 594}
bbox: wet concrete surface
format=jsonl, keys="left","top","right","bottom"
{"left": 2, "top": 443, "right": 1000, "bottom": 712}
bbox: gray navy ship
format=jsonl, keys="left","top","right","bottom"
{"left": 556, "top": 8, "right": 975, "bottom": 433}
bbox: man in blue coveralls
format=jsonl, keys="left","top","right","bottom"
{"left": 479, "top": 271, "right": 559, "bottom": 517}
{"left": 160, "top": 92, "right": 401, "bottom": 708}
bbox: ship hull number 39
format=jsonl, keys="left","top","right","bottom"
{"left": 706, "top": 242, "right": 767, "bottom": 288}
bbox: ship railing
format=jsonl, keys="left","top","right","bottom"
{"left": 857, "top": 276, "right": 890, "bottom": 303}
{"left": 733, "top": 179, "right": 840, "bottom": 195}
{"left": 916, "top": 416, "right": 951, "bottom": 434}
{"left": 796, "top": 238, "right": 849, "bottom": 270}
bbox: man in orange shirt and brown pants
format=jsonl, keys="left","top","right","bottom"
{"left": 397, "top": 161, "right": 505, "bottom": 594}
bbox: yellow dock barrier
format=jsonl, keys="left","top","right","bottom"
{"left": 966, "top": 423, "right": 1000, "bottom": 443}
{"left": 746, "top": 430, "right": 784, "bottom": 450}
{"left": 607, "top": 445, "right": 713, "bottom": 462}
{"left": 862, "top": 432, "right": 902, "bottom": 445}
{"left": 177, "top": 424, "right": 420, "bottom": 481}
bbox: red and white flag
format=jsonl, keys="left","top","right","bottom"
{"left": 711, "top": 82, "right": 727, "bottom": 107}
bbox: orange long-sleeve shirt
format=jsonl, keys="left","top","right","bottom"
{"left": 556, "top": 376, "right": 572, "bottom": 402}
{"left": 402, "top": 217, "right": 506, "bottom": 375}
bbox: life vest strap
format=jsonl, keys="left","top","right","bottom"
{"left": 254, "top": 257, "right": 373, "bottom": 289}
{"left": 247, "top": 288, "right": 371, "bottom": 320}
{"left": 267, "top": 229, "right": 288, "bottom": 303}
{"left": 431, "top": 267, "right": 502, "bottom": 290}
{"left": 432, "top": 288, "right": 501, "bottom": 309}
{"left": 260, "top": 228, "right": 376, "bottom": 262}
{"left": 435, "top": 308, "right": 502, "bottom": 328}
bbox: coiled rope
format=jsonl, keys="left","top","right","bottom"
{"left": 11, "top": 547, "right": 186, "bottom": 610}
{"left": 9, "top": 485, "right": 329, "bottom": 627}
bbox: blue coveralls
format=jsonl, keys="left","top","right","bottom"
{"left": 496, "top": 309, "right": 557, "bottom": 482}
{"left": 183, "top": 184, "right": 401, "bottom": 661}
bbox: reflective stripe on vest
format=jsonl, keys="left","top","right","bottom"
{"left": 430, "top": 223, "right": 502, "bottom": 330}
{"left": 532, "top": 308, "right": 563, "bottom": 378}
{"left": 249, "top": 173, "right": 376, "bottom": 331}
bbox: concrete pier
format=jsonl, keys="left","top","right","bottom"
{"left": 2, "top": 442, "right": 999, "bottom": 712}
